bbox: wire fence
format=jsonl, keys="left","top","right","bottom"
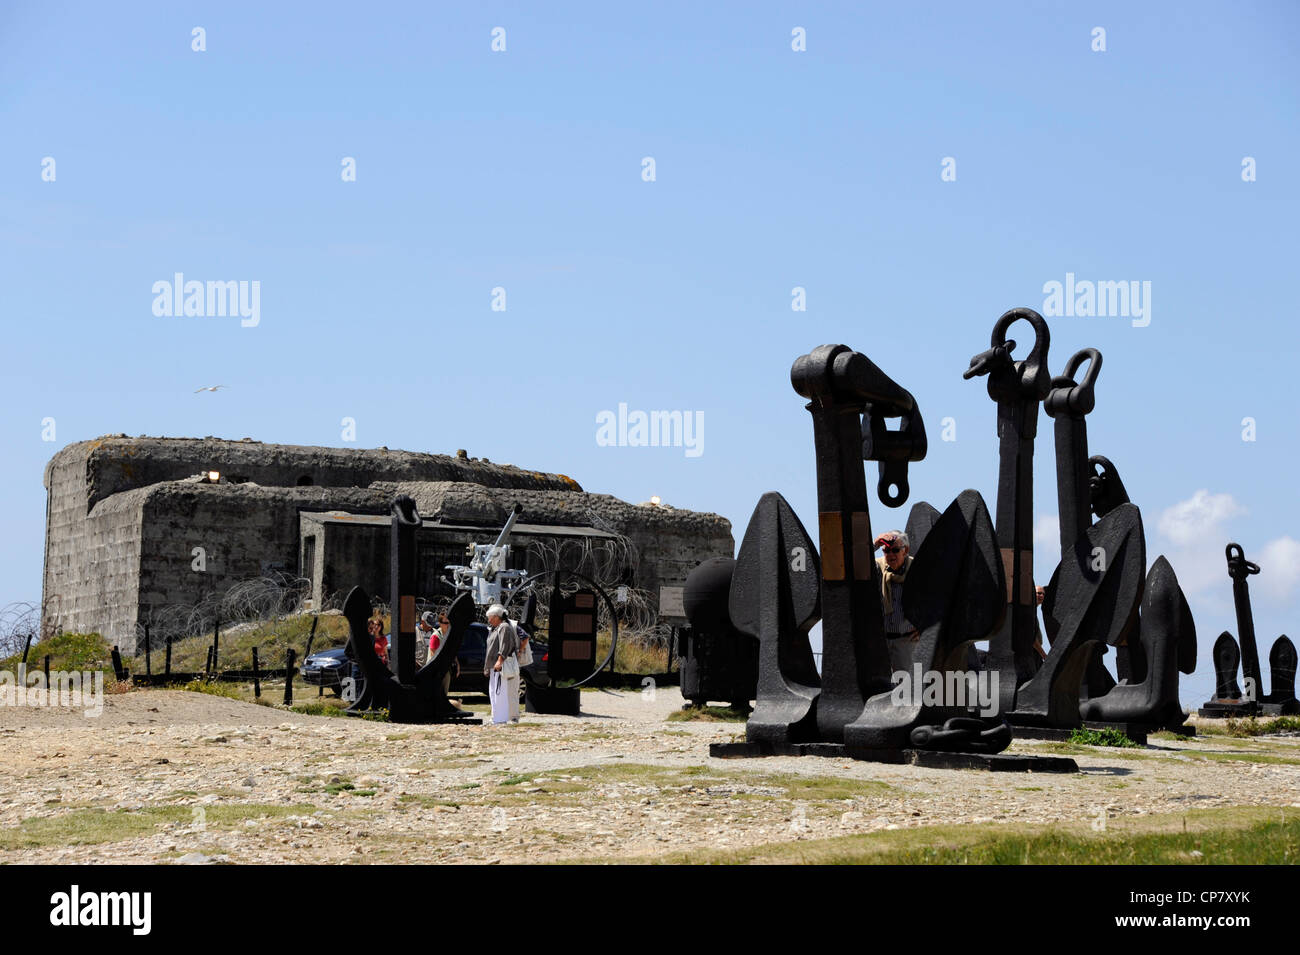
{"left": 135, "top": 572, "right": 312, "bottom": 650}
{"left": 0, "top": 601, "right": 40, "bottom": 660}
{"left": 13, "top": 516, "right": 672, "bottom": 667}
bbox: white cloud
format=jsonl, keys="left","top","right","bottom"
{"left": 1151, "top": 490, "right": 1247, "bottom": 599}
{"left": 1156, "top": 490, "right": 1246, "bottom": 548}
{"left": 1033, "top": 514, "right": 1060, "bottom": 578}
{"left": 1256, "top": 537, "right": 1300, "bottom": 603}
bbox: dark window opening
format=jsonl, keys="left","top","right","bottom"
{"left": 302, "top": 536, "right": 317, "bottom": 585}
{"left": 296, "top": 475, "right": 314, "bottom": 486}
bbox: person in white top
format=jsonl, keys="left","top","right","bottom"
{"left": 484, "top": 604, "right": 520, "bottom": 724}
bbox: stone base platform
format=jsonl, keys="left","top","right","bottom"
{"left": 709, "top": 740, "right": 1078, "bottom": 773}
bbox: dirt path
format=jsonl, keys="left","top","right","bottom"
{"left": 2, "top": 688, "right": 1297, "bottom": 863}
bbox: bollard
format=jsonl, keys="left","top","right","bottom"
{"left": 165, "top": 634, "right": 172, "bottom": 678}
{"left": 144, "top": 624, "right": 152, "bottom": 678}
{"left": 251, "top": 647, "right": 261, "bottom": 699}
{"left": 110, "top": 646, "right": 124, "bottom": 682}
{"left": 283, "top": 648, "right": 297, "bottom": 705}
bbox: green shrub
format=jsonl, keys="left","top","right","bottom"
{"left": 0, "top": 632, "right": 114, "bottom": 674}
{"left": 1068, "top": 727, "right": 1141, "bottom": 748}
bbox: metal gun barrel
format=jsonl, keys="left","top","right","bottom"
{"left": 491, "top": 504, "right": 524, "bottom": 552}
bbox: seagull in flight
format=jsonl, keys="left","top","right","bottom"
{"left": 194, "top": 385, "right": 228, "bottom": 393}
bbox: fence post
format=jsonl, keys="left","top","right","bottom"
{"left": 44, "top": 654, "right": 51, "bottom": 686}
{"left": 283, "top": 648, "right": 297, "bottom": 705}
{"left": 109, "top": 647, "right": 124, "bottom": 682}
{"left": 165, "top": 634, "right": 172, "bottom": 679}
{"left": 144, "top": 624, "right": 152, "bottom": 679}
{"left": 205, "top": 645, "right": 213, "bottom": 677}
{"left": 21, "top": 632, "right": 34, "bottom": 666}
{"left": 251, "top": 647, "right": 261, "bottom": 699}
{"left": 304, "top": 615, "right": 319, "bottom": 661}
{"left": 211, "top": 619, "right": 220, "bottom": 673}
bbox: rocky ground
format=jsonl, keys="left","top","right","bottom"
{"left": 2, "top": 687, "right": 1298, "bottom": 864}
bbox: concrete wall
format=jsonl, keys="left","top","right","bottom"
{"left": 374, "top": 482, "right": 735, "bottom": 600}
{"left": 134, "top": 484, "right": 386, "bottom": 639}
{"left": 71, "top": 435, "right": 581, "bottom": 510}
{"left": 43, "top": 448, "right": 148, "bottom": 643}
{"left": 42, "top": 436, "right": 734, "bottom": 649}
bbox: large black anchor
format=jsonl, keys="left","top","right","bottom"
{"left": 343, "top": 495, "right": 479, "bottom": 723}
{"left": 844, "top": 489, "right": 1010, "bottom": 753}
{"left": 791, "top": 344, "right": 925, "bottom": 742}
{"left": 1226, "top": 543, "right": 1264, "bottom": 704}
{"left": 730, "top": 492, "right": 822, "bottom": 744}
{"left": 1042, "top": 348, "right": 1121, "bottom": 702}
{"left": 963, "top": 308, "right": 1051, "bottom": 715}
{"left": 342, "top": 586, "right": 476, "bottom": 722}
{"left": 1075, "top": 448, "right": 1199, "bottom": 724}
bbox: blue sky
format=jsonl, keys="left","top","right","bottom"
{"left": 2, "top": 1, "right": 1297, "bottom": 703}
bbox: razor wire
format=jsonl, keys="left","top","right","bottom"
{"left": 0, "top": 601, "right": 40, "bottom": 660}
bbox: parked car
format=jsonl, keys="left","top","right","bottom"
{"left": 300, "top": 627, "right": 548, "bottom": 699}
{"left": 447, "top": 622, "right": 549, "bottom": 695}
{"left": 300, "top": 634, "right": 390, "bottom": 696}
{"left": 299, "top": 644, "right": 352, "bottom": 695}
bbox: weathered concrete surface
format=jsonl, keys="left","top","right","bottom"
{"left": 51, "top": 435, "right": 583, "bottom": 513}
{"left": 374, "top": 481, "right": 734, "bottom": 599}
{"left": 43, "top": 437, "right": 732, "bottom": 648}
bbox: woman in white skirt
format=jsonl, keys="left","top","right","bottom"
{"left": 484, "top": 604, "right": 520, "bottom": 724}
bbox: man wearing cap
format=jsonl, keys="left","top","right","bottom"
{"left": 875, "top": 530, "right": 918, "bottom": 671}
{"left": 484, "top": 604, "right": 520, "bottom": 724}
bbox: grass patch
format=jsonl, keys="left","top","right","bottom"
{"left": 176, "top": 678, "right": 245, "bottom": 700}
{"left": 486, "top": 763, "right": 891, "bottom": 802}
{"left": 1185, "top": 750, "right": 1300, "bottom": 767}
{"left": 0, "top": 632, "right": 115, "bottom": 675}
{"left": 592, "top": 632, "right": 670, "bottom": 676}
{"left": 289, "top": 699, "right": 386, "bottom": 720}
{"left": 0, "top": 803, "right": 317, "bottom": 851}
{"left": 608, "top": 807, "right": 1300, "bottom": 865}
{"left": 1223, "top": 716, "right": 1300, "bottom": 738}
{"left": 1069, "top": 728, "right": 1141, "bottom": 748}
{"left": 1019, "top": 741, "right": 1150, "bottom": 760}
{"left": 148, "top": 613, "right": 359, "bottom": 675}
{"left": 397, "top": 794, "right": 464, "bottom": 809}
{"left": 668, "top": 706, "right": 749, "bottom": 723}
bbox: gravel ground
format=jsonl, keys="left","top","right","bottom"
{"left": 2, "top": 688, "right": 1298, "bottom": 864}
